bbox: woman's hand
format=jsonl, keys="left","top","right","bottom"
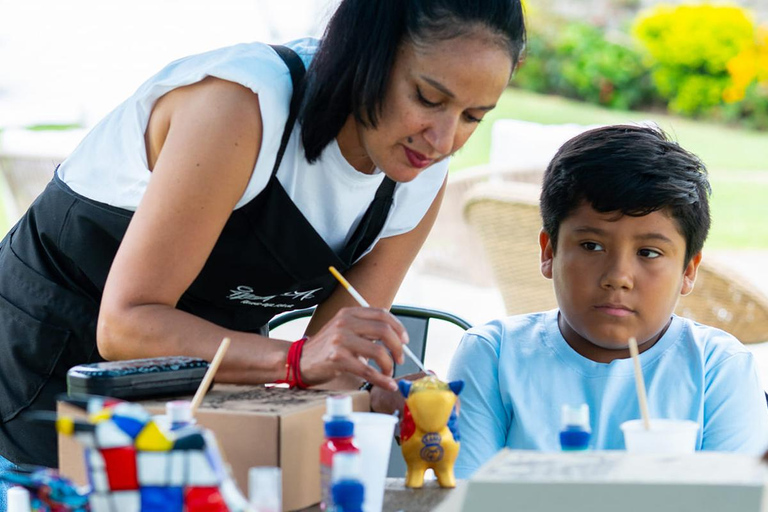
{"left": 299, "top": 307, "right": 409, "bottom": 391}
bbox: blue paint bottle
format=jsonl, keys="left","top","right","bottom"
{"left": 331, "top": 452, "right": 364, "bottom": 512}
{"left": 559, "top": 404, "right": 591, "bottom": 451}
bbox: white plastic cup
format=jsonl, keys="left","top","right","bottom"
{"left": 620, "top": 419, "right": 699, "bottom": 454}
{"left": 350, "top": 412, "right": 398, "bottom": 512}
{"left": 248, "top": 466, "right": 281, "bottom": 512}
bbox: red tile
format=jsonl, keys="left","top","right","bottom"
{"left": 100, "top": 446, "right": 138, "bottom": 490}
{"left": 185, "top": 486, "right": 229, "bottom": 512}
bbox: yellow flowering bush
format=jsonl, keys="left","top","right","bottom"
{"left": 633, "top": 3, "right": 755, "bottom": 115}
{"left": 723, "top": 26, "right": 768, "bottom": 103}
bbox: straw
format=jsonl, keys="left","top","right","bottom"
{"left": 328, "top": 266, "right": 430, "bottom": 376}
{"left": 190, "top": 337, "right": 231, "bottom": 415}
{"left": 627, "top": 336, "right": 651, "bottom": 431}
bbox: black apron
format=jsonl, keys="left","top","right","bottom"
{"left": 0, "top": 45, "right": 396, "bottom": 467}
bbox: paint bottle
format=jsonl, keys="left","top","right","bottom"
{"left": 166, "top": 400, "right": 196, "bottom": 430}
{"left": 559, "top": 403, "right": 591, "bottom": 451}
{"left": 320, "top": 395, "right": 359, "bottom": 511}
{"left": 331, "top": 452, "right": 365, "bottom": 512}
{"left": 6, "top": 486, "right": 32, "bottom": 512}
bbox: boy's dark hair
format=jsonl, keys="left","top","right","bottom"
{"left": 540, "top": 125, "right": 711, "bottom": 266}
{"left": 298, "top": 0, "right": 527, "bottom": 162}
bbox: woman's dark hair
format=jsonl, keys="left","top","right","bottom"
{"left": 298, "top": 0, "right": 526, "bottom": 162}
{"left": 540, "top": 125, "right": 711, "bottom": 266}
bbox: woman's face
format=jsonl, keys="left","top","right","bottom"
{"left": 338, "top": 32, "right": 514, "bottom": 182}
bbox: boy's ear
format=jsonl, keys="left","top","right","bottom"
{"left": 680, "top": 251, "right": 703, "bottom": 296}
{"left": 540, "top": 230, "right": 554, "bottom": 280}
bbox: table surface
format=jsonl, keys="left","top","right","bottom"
{"left": 300, "top": 478, "right": 454, "bottom": 512}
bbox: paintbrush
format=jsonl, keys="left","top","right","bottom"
{"left": 328, "top": 266, "right": 431, "bottom": 376}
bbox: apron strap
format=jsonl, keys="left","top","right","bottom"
{"left": 269, "top": 44, "right": 307, "bottom": 178}
{"left": 341, "top": 176, "right": 397, "bottom": 264}
{"left": 269, "top": 44, "right": 397, "bottom": 266}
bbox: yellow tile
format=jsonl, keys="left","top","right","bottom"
{"left": 135, "top": 421, "right": 173, "bottom": 451}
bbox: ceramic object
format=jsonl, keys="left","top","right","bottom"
{"left": 398, "top": 376, "right": 464, "bottom": 488}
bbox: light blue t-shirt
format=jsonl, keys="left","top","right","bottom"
{"left": 447, "top": 309, "right": 768, "bottom": 478}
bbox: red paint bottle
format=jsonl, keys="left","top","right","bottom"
{"left": 320, "top": 396, "right": 359, "bottom": 511}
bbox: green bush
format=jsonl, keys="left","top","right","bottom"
{"left": 633, "top": 4, "right": 755, "bottom": 116}
{"left": 513, "top": 22, "right": 656, "bottom": 111}
{"left": 721, "top": 83, "right": 768, "bottom": 130}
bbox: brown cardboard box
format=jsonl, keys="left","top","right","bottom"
{"left": 58, "top": 385, "right": 370, "bottom": 511}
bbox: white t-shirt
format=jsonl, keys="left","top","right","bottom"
{"left": 57, "top": 38, "right": 448, "bottom": 255}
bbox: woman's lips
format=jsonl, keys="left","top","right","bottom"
{"left": 404, "top": 146, "right": 432, "bottom": 168}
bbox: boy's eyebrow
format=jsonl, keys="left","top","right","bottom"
{"left": 420, "top": 76, "right": 497, "bottom": 111}
{"left": 635, "top": 233, "right": 675, "bottom": 245}
{"left": 573, "top": 226, "right": 674, "bottom": 245}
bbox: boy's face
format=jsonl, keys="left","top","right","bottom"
{"left": 540, "top": 201, "right": 702, "bottom": 363}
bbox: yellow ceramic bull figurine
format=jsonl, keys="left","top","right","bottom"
{"left": 398, "top": 376, "right": 464, "bottom": 488}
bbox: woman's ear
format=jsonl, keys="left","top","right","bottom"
{"left": 540, "top": 229, "right": 554, "bottom": 280}
{"left": 680, "top": 251, "right": 703, "bottom": 296}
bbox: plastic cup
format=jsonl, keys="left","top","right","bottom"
{"left": 620, "top": 419, "right": 699, "bottom": 454}
{"left": 350, "top": 412, "right": 398, "bottom": 512}
{"left": 248, "top": 466, "right": 281, "bottom": 512}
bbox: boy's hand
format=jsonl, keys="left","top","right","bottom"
{"left": 370, "top": 371, "right": 426, "bottom": 415}
{"left": 369, "top": 371, "right": 462, "bottom": 416}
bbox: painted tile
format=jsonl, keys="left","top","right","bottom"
{"left": 112, "top": 415, "right": 146, "bottom": 439}
{"left": 140, "top": 486, "right": 184, "bottom": 511}
{"left": 137, "top": 452, "right": 169, "bottom": 486}
{"left": 102, "top": 446, "right": 139, "bottom": 491}
{"left": 96, "top": 420, "right": 134, "bottom": 448}
{"left": 184, "top": 486, "right": 228, "bottom": 512}
{"left": 88, "top": 491, "right": 112, "bottom": 512}
{"left": 135, "top": 421, "right": 173, "bottom": 451}
{"left": 186, "top": 451, "right": 219, "bottom": 486}
{"left": 111, "top": 490, "right": 141, "bottom": 512}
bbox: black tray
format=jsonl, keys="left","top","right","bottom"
{"left": 67, "top": 356, "right": 209, "bottom": 400}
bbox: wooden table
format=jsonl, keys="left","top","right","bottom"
{"left": 301, "top": 478, "right": 454, "bottom": 511}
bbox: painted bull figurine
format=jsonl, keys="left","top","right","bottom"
{"left": 398, "top": 376, "right": 464, "bottom": 488}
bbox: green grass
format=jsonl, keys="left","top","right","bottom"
{"left": 24, "top": 123, "right": 82, "bottom": 132}
{"left": 452, "top": 88, "right": 768, "bottom": 249}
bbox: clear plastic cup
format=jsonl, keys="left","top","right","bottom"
{"left": 248, "top": 466, "right": 281, "bottom": 512}
{"left": 350, "top": 412, "right": 398, "bottom": 512}
{"left": 620, "top": 419, "right": 699, "bottom": 454}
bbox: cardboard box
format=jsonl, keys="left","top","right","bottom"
{"left": 58, "top": 385, "right": 370, "bottom": 511}
{"left": 436, "top": 450, "right": 768, "bottom": 512}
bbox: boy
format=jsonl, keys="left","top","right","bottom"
{"left": 448, "top": 125, "right": 768, "bottom": 478}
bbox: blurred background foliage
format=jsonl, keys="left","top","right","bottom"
{"left": 513, "top": 2, "right": 768, "bottom": 130}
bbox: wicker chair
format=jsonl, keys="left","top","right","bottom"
{"left": 0, "top": 129, "right": 85, "bottom": 221}
{"left": 416, "top": 164, "right": 545, "bottom": 286}
{"left": 462, "top": 180, "right": 768, "bottom": 344}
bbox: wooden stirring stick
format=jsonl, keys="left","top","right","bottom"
{"left": 627, "top": 336, "right": 651, "bottom": 430}
{"left": 190, "top": 337, "right": 231, "bottom": 415}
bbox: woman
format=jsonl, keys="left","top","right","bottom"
{"left": 0, "top": 0, "right": 526, "bottom": 479}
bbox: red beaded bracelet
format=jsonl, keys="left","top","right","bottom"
{"left": 277, "top": 336, "right": 308, "bottom": 389}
